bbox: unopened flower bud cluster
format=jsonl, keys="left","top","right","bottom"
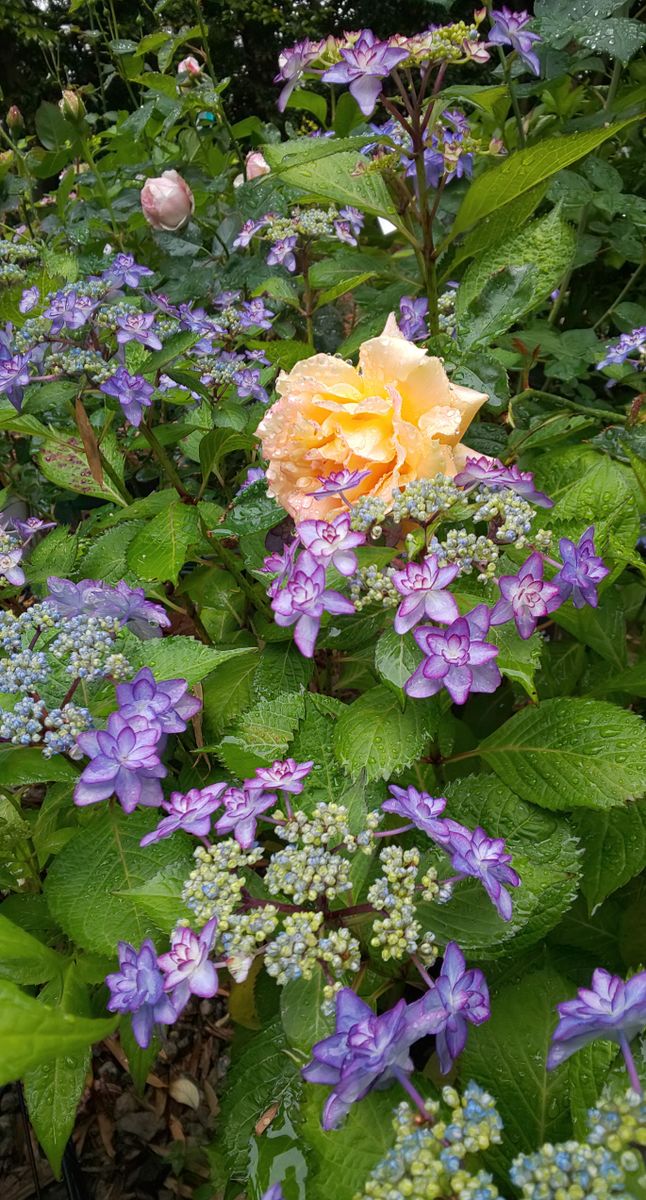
{"left": 0, "top": 240, "right": 39, "bottom": 287}
{"left": 368, "top": 845, "right": 438, "bottom": 962}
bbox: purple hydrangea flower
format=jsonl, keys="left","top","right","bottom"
{"left": 45, "top": 291, "right": 97, "bottom": 334}
{"left": 157, "top": 918, "right": 219, "bottom": 1012}
{"left": 140, "top": 784, "right": 227, "bottom": 846}
{"left": 253, "top": 758, "right": 314, "bottom": 794}
{"left": 239, "top": 298, "right": 274, "bottom": 330}
{"left": 267, "top": 236, "right": 298, "bottom": 273}
{"left": 322, "top": 31, "right": 408, "bottom": 118}
{"left": 0, "top": 352, "right": 32, "bottom": 405}
{"left": 271, "top": 550, "right": 355, "bottom": 657}
{"left": 275, "top": 38, "right": 322, "bottom": 112}
{"left": 233, "top": 218, "right": 268, "bottom": 250}
{"left": 438, "top": 822, "right": 521, "bottom": 921}
{"left": 297, "top": 512, "right": 365, "bottom": 576}
{"left": 214, "top": 783, "right": 277, "bottom": 848}
{"left": 0, "top": 547, "right": 25, "bottom": 587}
{"left": 233, "top": 366, "right": 269, "bottom": 403}
{"left": 104, "top": 253, "right": 154, "bottom": 289}
{"left": 597, "top": 326, "right": 646, "bottom": 371}
{"left": 406, "top": 605, "right": 501, "bottom": 705}
{"left": 553, "top": 527, "right": 609, "bottom": 609}
{"left": 11, "top": 516, "right": 55, "bottom": 541}
{"left": 115, "top": 667, "right": 201, "bottom": 734}
{"left": 398, "top": 296, "right": 429, "bottom": 342}
{"left": 333, "top": 206, "right": 365, "bottom": 246}
{"left": 74, "top": 712, "right": 166, "bottom": 812}
{"left": 454, "top": 456, "right": 553, "bottom": 508}
{"left": 100, "top": 368, "right": 154, "bottom": 427}
{"left": 391, "top": 555, "right": 459, "bottom": 635}
{"left": 213, "top": 289, "right": 242, "bottom": 309}
{"left": 106, "top": 939, "right": 177, "bottom": 1049}
{"left": 547, "top": 968, "right": 646, "bottom": 1093}
{"left": 489, "top": 8, "right": 541, "bottom": 76}
{"left": 19, "top": 286, "right": 40, "bottom": 314}
{"left": 302, "top": 988, "right": 414, "bottom": 1129}
{"left": 45, "top": 576, "right": 104, "bottom": 618}
{"left": 96, "top": 580, "right": 171, "bottom": 637}
{"left": 262, "top": 1186, "right": 285, "bottom": 1200}
{"left": 405, "top": 942, "right": 490, "bottom": 1074}
{"left": 236, "top": 466, "right": 266, "bottom": 495}
{"left": 116, "top": 312, "right": 162, "bottom": 351}
{"left": 382, "top": 785, "right": 447, "bottom": 838}
{"left": 307, "top": 468, "right": 371, "bottom": 500}
{"left": 490, "top": 551, "right": 561, "bottom": 638}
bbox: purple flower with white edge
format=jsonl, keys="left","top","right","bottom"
{"left": 547, "top": 968, "right": 646, "bottom": 1094}
{"left": 307, "top": 468, "right": 371, "bottom": 500}
{"left": 333, "top": 218, "right": 360, "bottom": 247}
{"left": 253, "top": 758, "right": 314, "bottom": 794}
{"left": 553, "top": 526, "right": 609, "bottom": 610}
{"left": 275, "top": 38, "right": 322, "bottom": 112}
{"left": 233, "top": 218, "right": 267, "bottom": 250}
{"left": 392, "top": 555, "right": 459, "bottom": 635}
{"left": 104, "top": 253, "right": 154, "bottom": 289}
{"left": 233, "top": 366, "right": 269, "bottom": 403}
{"left": 322, "top": 31, "right": 408, "bottom": 118}
{"left": 100, "top": 368, "right": 154, "bottom": 428}
{"left": 116, "top": 311, "right": 162, "bottom": 350}
{"left": 236, "top": 466, "right": 265, "bottom": 495}
{"left": 398, "top": 296, "right": 429, "bottom": 342}
{"left": 0, "top": 352, "right": 32, "bottom": 404}
{"left": 597, "top": 326, "right": 646, "bottom": 371}
{"left": 267, "top": 235, "right": 298, "bottom": 273}
{"left": 382, "top": 785, "right": 447, "bottom": 838}
{"left": 297, "top": 512, "right": 365, "bottom": 576}
{"left": 74, "top": 712, "right": 166, "bottom": 813}
{"left": 0, "top": 548, "right": 25, "bottom": 587}
{"left": 157, "top": 918, "right": 220, "bottom": 1013}
{"left": 45, "top": 291, "right": 98, "bottom": 333}
{"left": 489, "top": 8, "right": 541, "bottom": 76}
{"left": 271, "top": 549, "right": 355, "bottom": 657}
{"left": 12, "top": 516, "right": 55, "bottom": 541}
{"left": 239, "top": 298, "right": 274, "bottom": 330}
{"left": 454, "top": 455, "right": 553, "bottom": 508}
{"left": 115, "top": 667, "right": 201, "bottom": 734}
{"left": 19, "top": 286, "right": 39, "bottom": 314}
{"left": 140, "top": 783, "right": 228, "bottom": 846}
{"left": 106, "top": 940, "right": 177, "bottom": 1049}
{"left": 406, "top": 605, "right": 500, "bottom": 705}
{"left": 97, "top": 580, "right": 171, "bottom": 637}
{"left": 45, "top": 576, "right": 105, "bottom": 618}
{"left": 262, "top": 539, "right": 299, "bottom": 599}
{"left": 214, "top": 783, "right": 277, "bottom": 848}
{"left": 302, "top": 988, "right": 415, "bottom": 1129}
{"left": 490, "top": 551, "right": 561, "bottom": 638}
{"left": 439, "top": 823, "right": 520, "bottom": 921}
{"left": 405, "top": 942, "right": 490, "bottom": 1074}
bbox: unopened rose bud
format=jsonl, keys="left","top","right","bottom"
{"left": 7, "top": 106, "right": 23, "bottom": 134}
{"left": 140, "top": 169, "right": 195, "bottom": 232}
{"left": 245, "top": 150, "right": 270, "bottom": 181}
{"left": 59, "top": 90, "right": 86, "bottom": 121}
{"left": 177, "top": 55, "right": 202, "bottom": 79}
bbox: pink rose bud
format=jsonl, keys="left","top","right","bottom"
{"left": 177, "top": 55, "right": 202, "bottom": 78}
{"left": 59, "top": 90, "right": 85, "bottom": 121}
{"left": 245, "top": 151, "right": 270, "bottom": 181}
{"left": 7, "top": 106, "right": 23, "bottom": 134}
{"left": 140, "top": 170, "right": 195, "bottom": 232}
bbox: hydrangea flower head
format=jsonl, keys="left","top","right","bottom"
{"left": 74, "top": 712, "right": 166, "bottom": 812}
{"left": 106, "top": 939, "right": 177, "bottom": 1048}
{"left": 554, "top": 527, "right": 609, "bottom": 609}
{"left": 297, "top": 512, "right": 365, "bottom": 576}
{"left": 392, "top": 555, "right": 459, "bottom": 634}
{"left": 303, "top": 988, "right": 414, "bottom": 1128}
{"left": 270, "top": 549, "right": 355, "bottom": 657}
{"left": 406, "top": 605, "right": 501, "bottom": 705}
{"left": 100, "top": 368, "right": 154, "bottom": 427}
{"left": 115, "top": 667, "right": 201, "bottom": 734}
{"left": 547, "top": 968, "right": 646, "bottom": 1091}
{"left": 490, "top": 551, "right": 561, "bottom": 638}
{"left": 0, "top": 548, "right": 26, "bottom": 587}
{"left": 454, "top": 456, "right": 553, "bottom": 508}
{"left": 104, "top": 253, "right": 154, "bottom": 289}
{"left": 405, "top": 942, "right": 490, "bottom": 1073}
{"left": 439, "top": 822, "right": 521, "bottom": 921}
{"left": 140, "top": 783, "right": 228, "bottom": 846}
{"left": 157, "top": 918, "right": 219, "bottom": 1013}
{"left": 489, "top": 8, "right": 541, "bottom": 75}
{"left": 398, "top": 296, "right": 429, "bottom": 342}
{"left": 321, "top": 31, "right": 409, "bottom": 117}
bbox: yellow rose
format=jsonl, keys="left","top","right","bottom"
{"left": 257, "top": 316, "right": 488, "bottom": 521}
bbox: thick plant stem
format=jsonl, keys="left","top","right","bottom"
{"left": 498, "top": 49, "right": 526, "bottom": 147}
{"left": 139, "top": 423, "right": 193, "bottom": 500}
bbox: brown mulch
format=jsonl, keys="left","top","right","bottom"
{"left": 0, "top": 997, "right": 232, "bottom": 1200}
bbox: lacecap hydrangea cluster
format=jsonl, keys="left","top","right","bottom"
{"left": 233, "top": 203, "right": 364, "bottom": 271}
{"left": 0, "top": 249, "right": 276, "bottom": 419}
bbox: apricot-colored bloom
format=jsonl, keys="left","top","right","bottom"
{"left": 257, "top": 316, "right": 488, "bottom": 521}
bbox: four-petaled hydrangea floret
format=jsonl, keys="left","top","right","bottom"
{"left": 74, "top": 712, "right": 166, "bottom": 812}
{"left": 435, "top": 820, "right": 521, "bottom": 921}
{"left": 597, "top": 325, "right": 646, "bottom": 371}
{"left": 116, "top": 310, "right": 162, "bottom": 350}
{"left": 454, "top": 456, "right": 553, "bottom": 508}
{"left": 489, "top": 7, "right": 542, "bottom": 76}
{"left": 100, "top": 368, "right": 154, "bottom": 428}
{"left": 392, "top": 554, "right": 459, "bottom": 634}
{"left": 214, "top": 782, "right": 277, "bottom": 848}
{"left": 406, "top": 604, "right": 501, "bottom": 704}
{"left": 274, "top": 38, "right": 322, "bottom": 112}
{"left": 553, "top": 526, "right": 609, "bottom": 610}
{"left": 140, "top": 783, "right": 228, "bottom": 846}
{"left": 308, "top": 468, "right": 371, "bottom": 501}
{"left": 105, "top": 939, "right": 177, "bottom": 1049}
{"left": 398, "top": 296, "right": 429, "bottom": 343}
{"left": 44, "top": 576, "right": 170, "bottom": 637}
{"left": 303, "top": 988, "right": 415, "bottom": 1129}
{"left": 157, "top": 917, "right": 220, "bottom": 1013}
{"left": 115, "top": 666, "right": 201, "bottom": 733}
{"left": 104, "top": 253, "right": 154, "bottom": 289}
{"left": 254, "top": 757, "right": 313, "bottom": 794}
{"left": 297, "top": 512, "right": 366, "bottom": 576}
{"left": 491, "top": 552, "right": 561, "bottom": 639}
{"left": 0, "top": 547, "right": 26, "bottom": 587}
{"left": 270, "top": 549, "right": 355, "bottom": 658}
{"left": 405, "top": 941, "right": 490, "bottom": 1074}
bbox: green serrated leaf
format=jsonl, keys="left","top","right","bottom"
{"left": 0, "top": 912, "right": 66, "bottom": 985}
{"left": 0, "top": 978, "right": 115, "bottom": 1088}
{"left": 334, "top": 686, "right": 429, "bottom": 782}
{"left": 280, "top": 967, "right": 334, "bottom": 1053}
{"left": 126, "top": 500, "right": 200, "bottom": 583}
{"left": 572, "top": 801, "right": 646, "bottom": 913}
{"left": 374, "top": 628, "right": 421, "bottom": 690}
{"left": 128, "top": 635, "right": 253, "bottom": 688}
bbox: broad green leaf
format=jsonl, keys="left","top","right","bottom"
{"left": 334, "top": 686, "right": 430, "bottom": 781}
{"left": 77, "top": 522, "right": 143, "bottom": 585}
{"left": 126, "top": 500, "right": 200, "bottom": 583}
{"left": 253, "top": 643, "right": 314, "bottom": 700}
{"left": 0, "top": 912, "right": 66, "bottom": 985}
{"left": 199, "top": 428, "right": 254, "bottom": 485}
{"left": 569, "top": 1041, "right": 617, "bottom": 1139}
{"left": 285, "top": 87, "right": 327, "bottom": 125}
{"left": 374, "top": 628, "right": 420, "bottom": 690}
{"left": 480, "top": 699, "right": 646, "bottom": 811}
{"left": 0, "top": 978, "right": 116, "bottom": 1087}
{"left": 128, "top": 635, "right": 254, "bottom": 687}
{"left": 27, "top": 527, "right": 79, "bottom": 588}
{"left": 572, "top": 801, "right": 646, "bottom": 913}
{"left": 216, "top": 479, "right": 285, "bottom": 536}
{"left": 460, "top": 968, "right": 573, "bottom": 1163}
{"left": 202, "top": 648, "right": 261, "bottom": 738}
{"left": 116, "top": 863, "right": 192, "bottom": 934}
{"left": 218, "top": 1019, "right": 302, "bottom": 1176}
{"left": 45, "top": 807, "right": 194, "bottom": 956}
{"left": 24, "top": 966, "right": 91, "bottom": 1177}
{"left": 554, "top": 590, "right": 626, "bottom": 668}
{"left": 35, "top": 102, "right": 78, "bottom": 152}
{"left": 37, "top": 435, "right": 127, "bottom": 505}
{"left": 218, "top": 692, "right": 305, "bottom": 775}
{"left": 300, "top": 1086, "right": 398, "bottom": 1200}
{"left": 265, "top": 142, "right": 400, "bottom": 224}
{"left": 141, "top": 329, "right": 200, "bottom": 374}
{"left": 290, "top": 696, "right": 346, "bottom": 808}
{"left": 455, "top": 263, "right": 538, "bottom": 348}
{"left": 446, "top": 179, "right": 548, "bottom": 274}
{"left": 0, "top": 747, "right": 78, "bottom": 785}
{"left": 450, "top": 118, "right": 639, "bottom": 239}
{"left": 280, "top": 968, "right": 334, "bottom": 1053}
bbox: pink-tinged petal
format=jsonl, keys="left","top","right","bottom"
{"left": 467, "top": 642, "right": 499, "bottom": 665}
{"left": 444, "top": 665, "right": 472, "bottom": 705}
{"left": 331, "top": 549, "right": 358, "bottom": 576}
{"left": 519, "top": 552, "right": 543, "bottom": 580}
{"left": 190, "top": 959, "right": 219, "bottom": 997}
{"left": 293, "top": 612, "right": 321, "bottom": 657}
{"left": 405, "top": 664, "right": 443, "bottom": 698}
{"left": 394, "top": 596, "right": 424, "bottom": 634}
{"left": 515, "top": 609, "right": 537, "bottom": 639}
{"left": 322, "top": 590, "right": 355, "bottom": 616}
{"left": 349, "top": 74, "right": 383, "bottom": 117}
{"left": 424, "top": 591, "right": 459, "bottom": 624}
{"left": 435, "top": 563, "right": 460, "bottom": 589}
